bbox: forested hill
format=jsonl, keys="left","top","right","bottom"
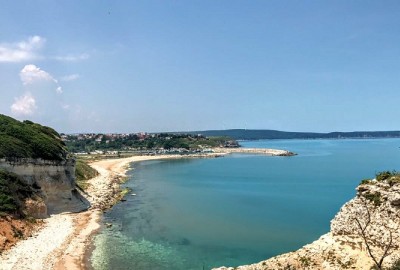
{"left": 187, "top": 129, "right": 400, "bottom": 140}
{"left": 0, "top": 114, "right": 68, "bottom": 161}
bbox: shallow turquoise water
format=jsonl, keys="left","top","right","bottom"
{"left": 90, "top": 139, "right": 400, "bottom": 270}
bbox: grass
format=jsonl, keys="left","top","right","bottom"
{"left": 75, "top": 159, "right": 99, "bottom": 190}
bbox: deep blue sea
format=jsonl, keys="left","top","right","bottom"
{"left": 89, "top": 139, "right": 400, "bottom": 270}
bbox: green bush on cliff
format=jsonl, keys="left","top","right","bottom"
{"left": 0, "top": 169, "right": 35, "bottom": 215}
{"left": 75, "top": 159, "right": 99, "bottom": 190}
{"left": 363, "top": 192, "right": 382, "bottom": 207}
{"left": 375, "top": 171, "right": 400, "bottom": 186}
{"left": 0, "top": 114, "right": 67, "bottom": 161}
{"left": 360, "top": 179, "right": 372, "bottom": 185}
{"left": 376, "top": 171, "right": 395, "bottom": 182}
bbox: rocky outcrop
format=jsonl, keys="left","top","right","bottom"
{"left": 330, "top": 181, "right": 400, "bottom": 266}
{"left": 214, "top": 180, "right": 400, "bottom": 270}
{"left": 0, "top": 158, "right": 90, "bottom": 218}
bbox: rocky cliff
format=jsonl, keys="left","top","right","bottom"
{"left": 214, "top": 175, "right": 400, "bottom": 270}
{"left": 0, "top": 158, "right": 90, "bottom": 218}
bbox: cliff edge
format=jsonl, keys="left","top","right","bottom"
{"left": 0, "top": 114, "right": 89, "bottom": 218}
{"left": 214, "top": 172, "right": 400, "bottom": 270}
{"left": 0, "top": 158, "right": 90, "bottom": 217}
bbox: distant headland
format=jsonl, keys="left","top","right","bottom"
{"left": 180, "top": 129, "right": 400, "bottom": 140}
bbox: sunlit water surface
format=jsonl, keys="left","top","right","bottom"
{"left": 90, "top": 139, "right": 400, "bottom": 270}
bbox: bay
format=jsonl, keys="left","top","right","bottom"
{"left": 89, "top": 139, "right": 400, "bottom": 270}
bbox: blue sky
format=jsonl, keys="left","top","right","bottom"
{"left": 1, "top": 1, "right": 399, "bottom": 133}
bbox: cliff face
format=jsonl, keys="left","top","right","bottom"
{"left": 214, "top": 180, "right": 400, "bottom": 270}
{"left": 0, "top": 158, "right": 90, "bottom": 218}
{"left": 330, "top": 182, "right": 400, "bottom": 267}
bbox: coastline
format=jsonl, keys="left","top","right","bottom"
{"left": 0, "top": 148, "right": 293, "bottom": 270}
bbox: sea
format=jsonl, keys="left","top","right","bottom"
{"left": 89, "top": 138, "right": 400, "bottom": 270}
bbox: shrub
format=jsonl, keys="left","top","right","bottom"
{"left": 0, "top": 169, "right": 36, "bottom": 215}
{"left": 373, "top": 171, "right": 400, "bottom": 186}
{"left": 387, "top": 175, "right": 400, "bottom": 187}
{"left": 363, "top": 192, "right": 382, "bottom": 207}
{"left": 360, "top": 179, "right": 372, "bottom": 185}
{"left": 376, "top": 171, "right": 396, "bottom": 182}
{"left": 75, "top": 159, "right": 98, "bottom": 190}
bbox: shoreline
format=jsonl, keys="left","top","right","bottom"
{"left": 0, "top": 148, "right": 293, "bottom": 270}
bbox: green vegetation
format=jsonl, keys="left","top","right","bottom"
{"left": 75, "top": 159, "right": 98, "bottom": 190}
{"left": 387, "top": 176, "right": 400, "bottom": 187}
{"left": 363, "top": 192, "right": 382, "bottom": 207}
{"left": 188, "top": 129, "right": 400, "bottom": 140}
{"left": 299, "top": 256, "right": 312, "bottom": 267}
{"left": 376, "top": 171, "right": 395, "bottom": 182}
{"left": 388, "top": 259, "right": 400, "bottom": 270}
{"left": 370, "top": 258, "right": 400, "bottom": 270}
{"left": 0, "top": 169, "right": 36, "bottom": 216}
{"left": 0, "top": 114, "right": 67, "bottom": 161}
{"left": 375, "top": 171, "right": 400, "bottom": 187}
{"left": 359, "top": 171, "right": 400, "bottom": 187}
{"left": 360, "top": 179, "right": 373, "bottom": 185}
{"left": 65, "top": 133, "right": 237, "bottom": 153}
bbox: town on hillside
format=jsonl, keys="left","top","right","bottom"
{"left": 61, "top": 133, "right": 240, "bottom": 155}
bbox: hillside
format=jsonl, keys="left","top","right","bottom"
{"left": 0, "top": 114, "right": 68, "bottom": 161}
{"left": 64, "top": 133, "right": 237, "bottom": 153}
{"left": 187, "top": 129, "right": 400, "bottom": 140}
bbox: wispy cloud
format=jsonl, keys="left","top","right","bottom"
{"left": 54, "top": 53, "right": 89, "bottom": 62}
{"left": 20, "top": 64, "right": 63, "bottom": 94}
{"left": 0, "top": 36, "right": 45, "bottom": 62}
{"left": 60, "top": 74, "right": 80, "bottom": 82}
{"left": 11, "top": 92, "right": 37, "bottom": 116}
{"left": 20, "top": 64, "right": 57, "bottom": 85}
{"left": 0, "top": 35, "right": 89, "bottom": 64}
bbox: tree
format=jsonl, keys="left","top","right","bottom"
{"left": 353, "top": 197, "right": 399, "bottom": 270}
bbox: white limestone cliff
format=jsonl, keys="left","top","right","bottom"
{"left": 0, "top": 158, "right": 90, "bottom": 218}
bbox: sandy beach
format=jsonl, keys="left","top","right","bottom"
{"left": 0, "top": 153, "right": 224, "bottom": 270}
{"left": 0, "top": 148, "right": 289, "bottom": 270}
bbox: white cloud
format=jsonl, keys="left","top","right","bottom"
{"left": 0, "top": 36, "right": 45, "bottom": 62}
{"left": 17, "top": 36, "right": 45, "bottom": 51}
{"left": 56, "top": 86, "right": 63, "bottom": 94}
{"left": 19, "top": 64, "right": 64, "bottom": 94}
{"left": 20, "top": 64, "right": 57, "bottom": 85}
{"left": 60, "top": 74, "right": 80, "bottom": 81}
{"left": 11, "top": 92, "right": 37, "bottom": 116}
{"left": 54, "top": 53, "right": 89, "bottom": 62}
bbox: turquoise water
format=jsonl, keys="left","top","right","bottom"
{"left": 90, "top": 139, "right": 400, "bottom": 270}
